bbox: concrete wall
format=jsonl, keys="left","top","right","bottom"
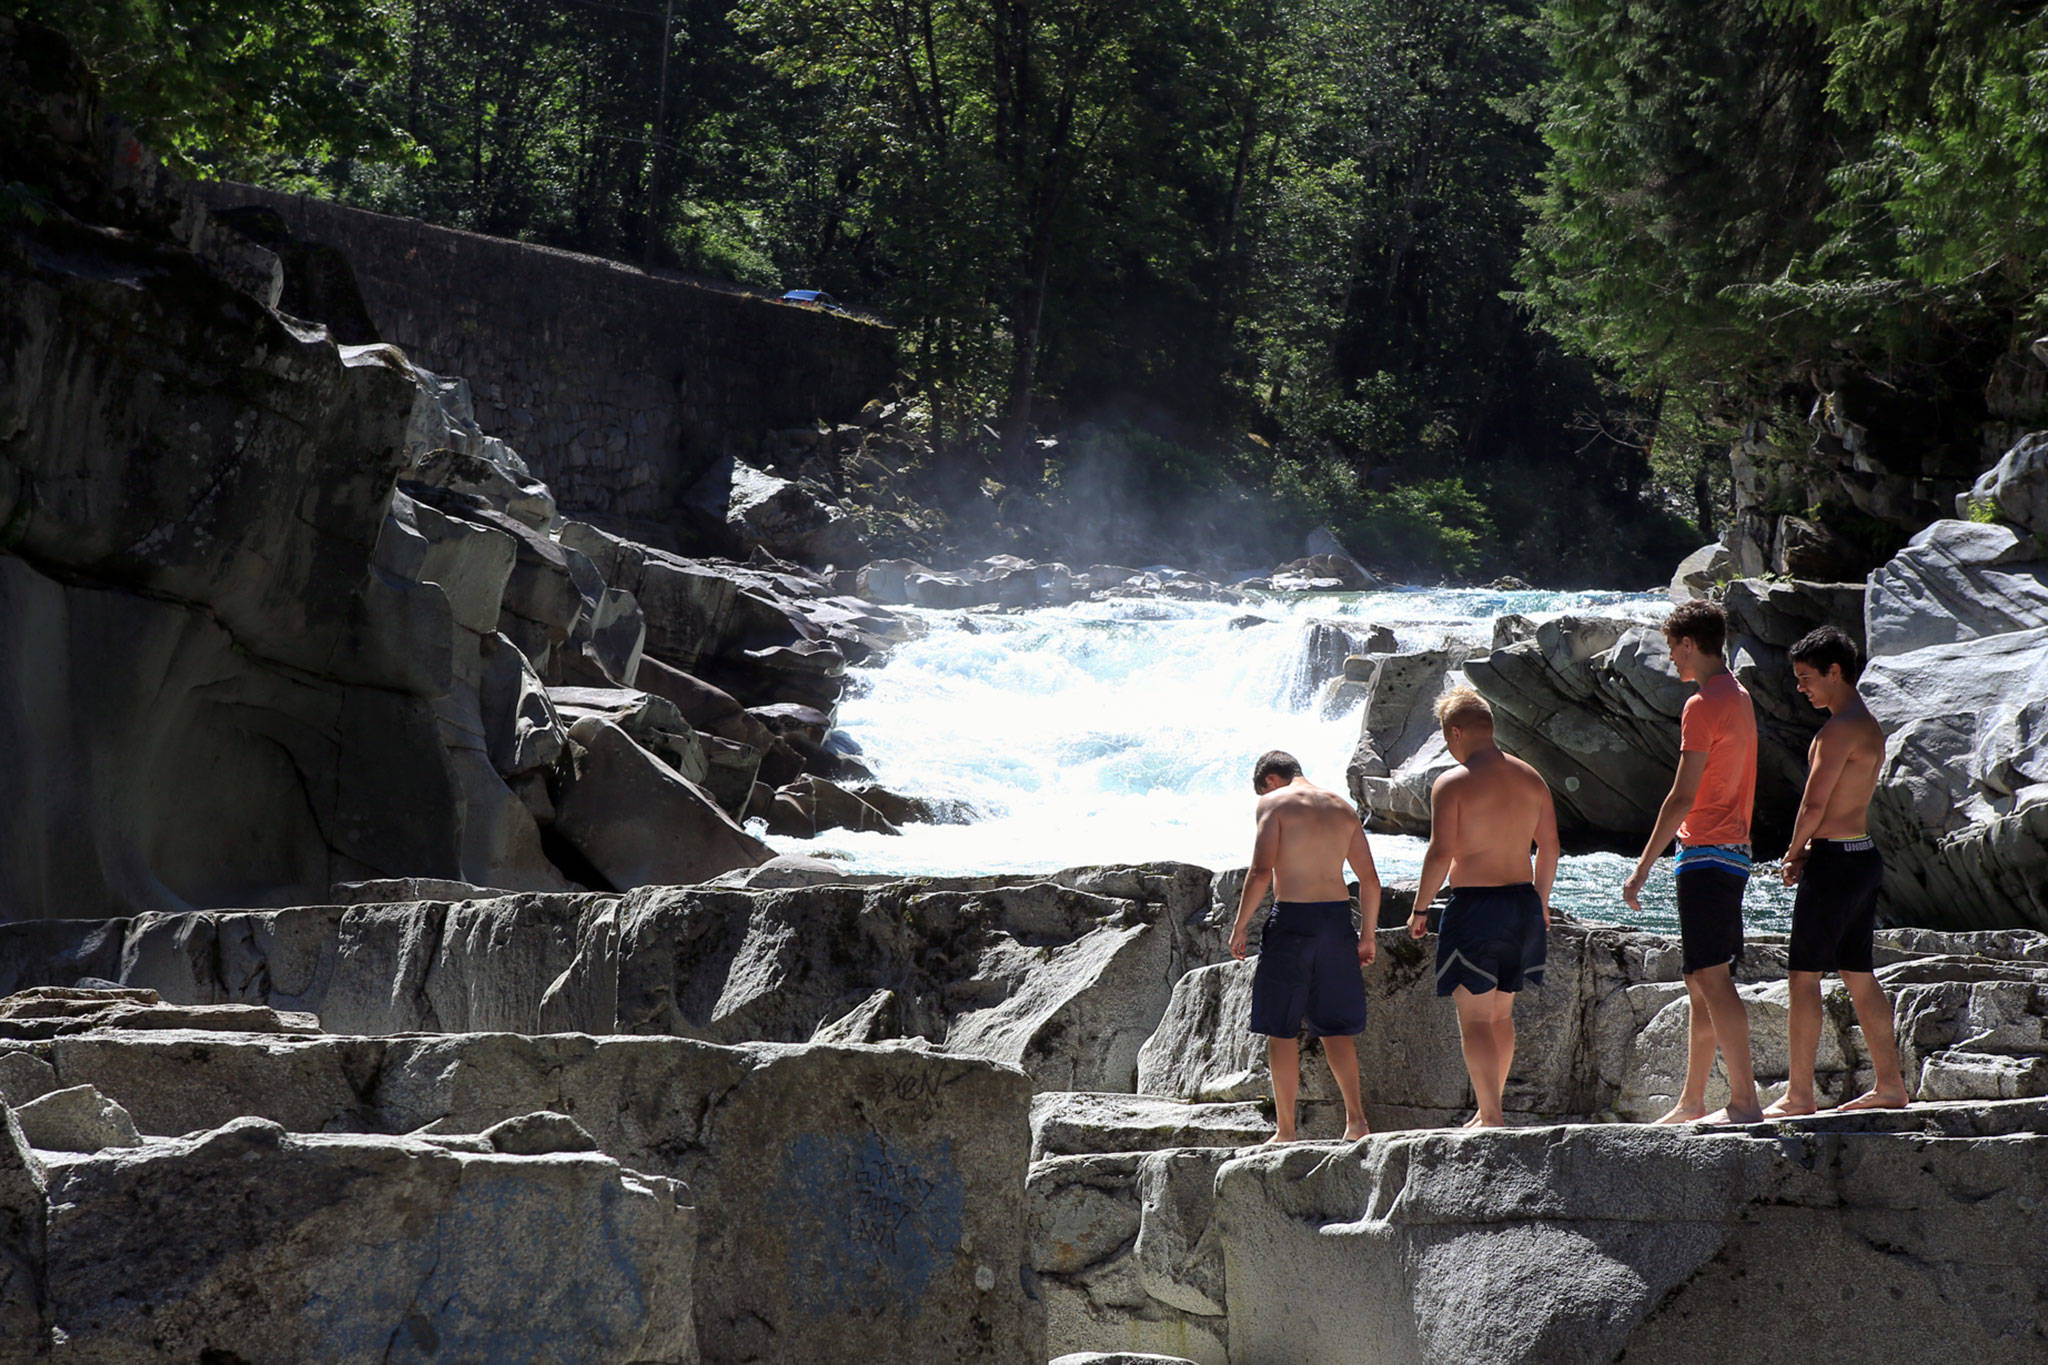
{"left": 196, "top": 183, "right": 897, "bottom": 522}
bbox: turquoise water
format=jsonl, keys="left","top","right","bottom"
{"left": 762, "top": 587, "right": 1795, "bottom": 934}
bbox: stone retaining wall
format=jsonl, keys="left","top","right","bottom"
{"left": 193, "top": 182, "right": 897, "bottom": 522}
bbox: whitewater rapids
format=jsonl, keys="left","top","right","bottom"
{"left": 760, "top": 587, "right": 1795, "bottom": 933}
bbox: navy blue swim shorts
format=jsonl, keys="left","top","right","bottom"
{"left": 1435, "top": 883, "right": 1546, "bottom": 997}
{"left": 1248, "top": 900, "right": 1368, "bottom": 1038}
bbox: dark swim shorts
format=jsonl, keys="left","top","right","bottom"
{"left": 1789, "top": 836, "right": 1885, "bottom": 974}
{"left": 1676, "top": 844, "right": 1750, "bottom": 976}
{"left": 1435, "top": 883, "right": 1546, "bottom": 997}
{"left": 1248, "top": 900, "right": 1368, "bottom": 1038}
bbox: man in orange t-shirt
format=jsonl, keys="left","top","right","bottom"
{"left": 1621, "top": 599, "right": 1761, "bottom": 1124}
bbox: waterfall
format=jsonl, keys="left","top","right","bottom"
{"left": 761, "top": 586, "right": 1792, "bottom": 932}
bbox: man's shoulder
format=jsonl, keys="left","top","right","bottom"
{"left": 1698, "top": 673, "right": 1756, "bottom": 721}
{"left": 1819, "top": 709, "right": 1885, "bottom": 749}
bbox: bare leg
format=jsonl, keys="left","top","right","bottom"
{"left": 1320, "top": 1034, "right": 1371, "bottom": 1139}
{"left": 1764, "top": 970, "right": 1823, "bottom": 1116}
{"left": 1835, "top": 972, "right": 1909, "bottom": 1110}
{"left": 1653, "top": 975, "right": 1717, "bottom": 1124}
{"left": 1262, "top": 1037, "right": 1300, "bottom": 1143}
{"left": 1491, "top": 991, "right": 1517, "bottom": 1120}
{"left": 1694, "top": 964, "right": 1762, "bottom": 1124}
{"left": 1452, "top": 987, "right": 1507, "bottom": 1126}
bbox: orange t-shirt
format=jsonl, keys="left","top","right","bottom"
{"left": 1677, "top": 671, "right": 1757, "bottom": 846}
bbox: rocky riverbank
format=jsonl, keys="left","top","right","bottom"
{"left": 1334, "top": 512, "right": 2047, "bottom": 930}
{"left": 0, "top": 866, "right": 2042, "bottom": 1361}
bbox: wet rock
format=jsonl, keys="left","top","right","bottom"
{"left": 905, "top": 572, "right": 987, "bottom": 609}
{"left": 1273, "top": 553, "right": 1378, "bottom": 590}
{"left": 855, "top": 558, "right": 930, "bottom": 604}
{"left": 762, "top": 774, "right": 902, "bottom": 837}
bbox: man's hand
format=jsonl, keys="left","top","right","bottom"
{"left": 1407, "top": 910, "right": 1428, "bottom": 940}
{"left": 1541, "top": 901, "right": 1552, "bottom": 930}
{"left": 1357, "top": 932, "right": 1377, "bottom": 967}
{"left": 1229, "top": 920, "right": 1250, "bottom": 961}
{"left": 1781, "top": 853, "right": 1807, "bottom": 887}
{"left": 1621, "top": 866, "right": 1648, "bottom": 914}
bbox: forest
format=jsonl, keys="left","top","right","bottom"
{"left": 13, "top": 0, "right": 2044, "bottom": 581}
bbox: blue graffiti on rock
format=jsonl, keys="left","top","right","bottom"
{"left": 765, "top": 1133, "right": 965, "bottom": 1317}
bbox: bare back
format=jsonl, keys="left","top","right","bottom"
{"left": 1256, "top": 783, "right": 1370, "bottom": 902}
{"left": 1433, "top": 749, "right": 1555, "bottom": 887}
{"left": 1807, "top": 707, "right": 1885, "bottom": 837}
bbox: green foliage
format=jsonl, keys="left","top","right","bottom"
{"left": 1349, "top": 479, "right": 1497, "bottom": 578}
{"left": 6, "top": 0, "right": 411, "bottom": 170}
{"left": 30, "top": 0, "right": 1709, "bottom": 583}
{"left": 1520, "top": 0, "right": 2048, "bottom": 461}
{"left": 1965, "top": 497, "right": 2002, "bottom": 526}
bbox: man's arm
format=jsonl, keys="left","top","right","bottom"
{"left": 1347, "top": 820, "right": 1382, "bottom": 965}
{"left": 1533, "top": 781, "right": 1561, "bottom": 926}
{"left": 1230, "top": 801, "right": 1280, "bottom": 960}
{"left": 1410, "top": 773, "right": 1458, "bottom": 939}
{"left": 1782, "top": 725, "right": 1851, "bottom": 885}
{"left": 1622, "top": 750, "right": 1707, "bottom": 912}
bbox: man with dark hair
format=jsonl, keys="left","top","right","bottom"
{"left": 1622, "top": 599, "right": 1763, "bottom": 1124}
{"left": 1767, "top": 625, "right": 1909, "bottom": 1114}
{"left": 1229, "top": 750, "right": 1381, "bottom": 1143}
{"left": 1409, "top": 686, "right": 1561, "bottom": 1127}
{"left": 1252, "top": 749, "right": 1303, "bottom": 789}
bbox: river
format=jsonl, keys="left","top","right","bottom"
{"left": 760, "top": 586, "right": 1796, "bottom": 934}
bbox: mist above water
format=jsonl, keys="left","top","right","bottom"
{"left": 763, "top": 587, "right": 1795, "bottom": 933}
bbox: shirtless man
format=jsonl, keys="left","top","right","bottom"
{"left": 1764, "top": 625, "right": 1909, "bottom": 1115}
{"left": 1407, "top": 687, "right": 1560, "bottom": 1128}
{"left": 1228, "top": 750, "right": 1381, "bottom": 1143}
{"left": 1621, "top": 599, "right": 1762, "bottom": 1125}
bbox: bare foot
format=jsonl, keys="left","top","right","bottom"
{"left": 1255, "top": 1131, "right": 1297, "bottom": 1146}
{"left": 1652, "top": 1102, "right": 1708, "bottom": 1125}
{"left": 1761, "top": 1095, "right": 1817, "bottom": 1118}
{"left": 1463, "top": 1113, "right": 1505, "bottom": 1129}
{"left": 1699, "top": 1105, "right": 1764, "bottom": 1126}
{"left": 1834, "top": 1088, "right": 1909, "bottom": 1112}
{"left": 1342, "top": 1119, "right": 1371, "bottom": 1141}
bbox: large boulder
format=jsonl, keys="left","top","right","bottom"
{"left": 1211, "top": 1112, "right": 2048, "bottom": 1364}
{"left": 1960, "top": 430, "right": 2048, "bottom": 534}
{"left": 1463, "top": 616, "right": 1688, "bottom": 845}
{"left": 35, "top": 1117, "right": 696, "bottom": 1363}
{"left": 1666, "top": 541, "right": 1732, "bottom": 603}
{"left": 1464, "top": 586, "right": 1854, "bottom": 855}
{"left": 1861, "top": 519, "right": 2048, "bottom": 929}
{"left": 551, "top": 720, "right": 771, "bottom": 889}
{"left": 1347, "top": 646, "right": 1478, "bottom": 836}
{"left": 28, "top": 1031, "right": 1041, "bottom": 1365}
